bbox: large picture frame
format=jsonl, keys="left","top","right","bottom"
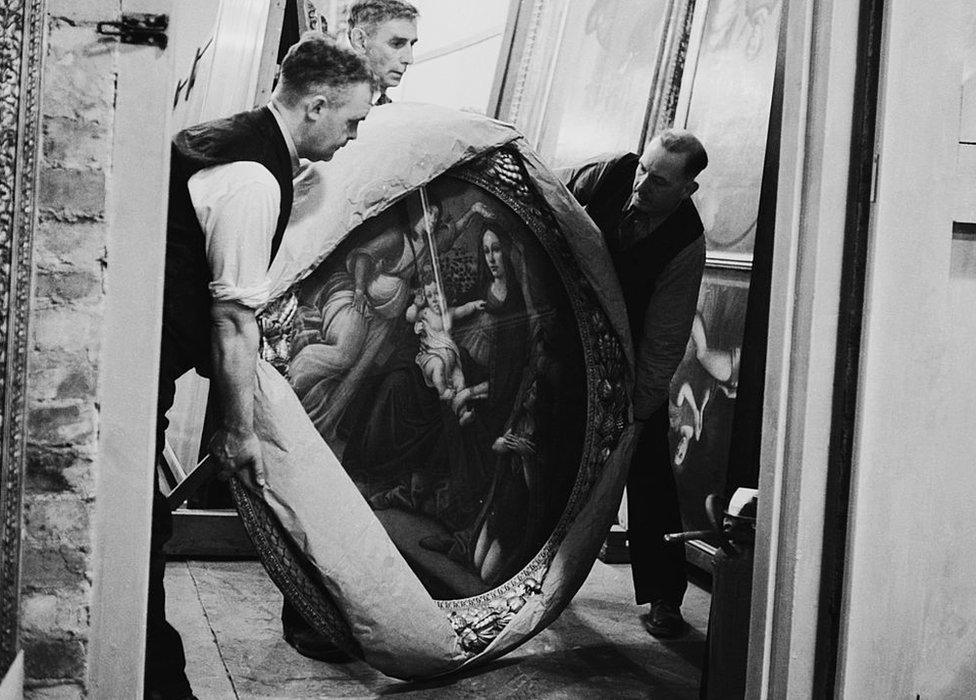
{"left": 209, "top": 104, "right": 634, "bottom": 678}
{"left": 0, "top": 0, "right": 45, "bottom": 673}
{"left": 672, "top": 0, "right": 784, "bottom": 268}
{"left": 668, "top": 268, "right": 749, "bottom": 531}
{"left": 653, "top": 0, "right": 783, "bottom": 553}
{"left": 492, "top": 0, "right": 675, "bottom": 168}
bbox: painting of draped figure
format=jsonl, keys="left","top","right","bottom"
{"left": 284, "top": 174, "right": 587, "bottom": 599}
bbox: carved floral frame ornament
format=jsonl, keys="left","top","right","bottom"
{"left": 0, "top": 0, "right": 45, "bottom": 673}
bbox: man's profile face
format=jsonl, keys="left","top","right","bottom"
{"left": 631, "top": 138, "right": 698, "bottom": 216}
{"left": 303, "top": 82, "right": 373, "bottom": 162}
{"left": 354, "top": 18, "right": 418, "bottom": 89}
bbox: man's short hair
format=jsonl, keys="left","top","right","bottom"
{"left": 347, "top": 0, "right": 419, "bottom": 35}
{"left": 654, "top": 128, "right": 709, "bottom": 179}
{"left": 277, "top": 33, "right": 372, "bottom": 105}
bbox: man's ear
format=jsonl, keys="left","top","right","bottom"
{"left": 349, "top": 27, "right": 368, "bottom": 53}
{"left": 304, "top": 94, "right": 329, "bottom": 121}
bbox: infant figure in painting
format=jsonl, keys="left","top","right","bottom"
{"left": 406, "top": 281, "right": 485, "bottom": 422}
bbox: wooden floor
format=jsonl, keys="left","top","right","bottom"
{"left": 167, "top": 559, "right": 709, "bottom": 699}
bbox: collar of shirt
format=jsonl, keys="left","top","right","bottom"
{"left": 267, "top": 101, "right": 301, "bottom": 176}
{"left": 612, "top": 204, "right": 669, "bottom": 251}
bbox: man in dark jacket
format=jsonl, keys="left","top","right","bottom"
{"left": 560, "top": 129, "right": 708, "bottom": 639}
{"left": 149, "top": 35, "right": 372, "bottom": 699}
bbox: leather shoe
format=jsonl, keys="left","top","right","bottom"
{"left": 640, "top": 600, "right": 687, "bottom": 639}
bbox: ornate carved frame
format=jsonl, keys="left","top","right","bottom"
{"left": 232, "top": 144, "right": 629, "bottom": 669}
{"left": 645, "top": 0, "right": 699, "bottom": 136}
{"left": 0, "top": 0, "right": 45, "bottom": 673}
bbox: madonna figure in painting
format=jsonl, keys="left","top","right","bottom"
{"left": 282, "top": 177, "right": 583, "bottom": 599}
{"left": 337, "top": 202, "right": 540, "bottom": 598}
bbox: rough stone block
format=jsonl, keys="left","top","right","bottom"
{"left": 43, "top": 116, "right": 110, "bottom": 168}
{"left": 27, "top": 402, "right": 98, "bottom": 446}
{"left": 43, "top": 22, "right": 116, "bottom": 122}
{"left": 47, "top": 0, "right": 120, "bottom": 24}
{"left": 31, "top": 307, "right": 102, "bottom": 355}
{"left": 24, "top": 683, "right": 85, "bottom": 700}
{"left": 34, "top": 268, "right": 102, "bottom": 305}
{"left": 34, "top": 220, "right": 107, "bottom": 270}
{"left": 24, "top": 498, "right": 91, "bottom": 548}
{"left": 28, "top": 352, "right": 98, "bottom": 403}
{"left": 21, "top": 588, "right": 90, "bottom": 637}
{"left": 21, "top": 546, "right": 88, "bottom": 591}
{"left": 39, "top": 168, "right": 106, "bottom": 220}
{"left": 25, "top": 446, "right": 95, "bottom": 496}
{"left": 23, "top": 637, "right": 86, "bottom": 682}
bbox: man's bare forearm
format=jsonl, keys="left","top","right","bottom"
{"left": 211, "top": 300, "right": 260, "bottom": 433}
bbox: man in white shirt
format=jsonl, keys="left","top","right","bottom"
{"left": 149, "top": 35, "right": 372, "bottom": 699}
{"left": 346, "top": 0, "right": 419, "bottom": 104}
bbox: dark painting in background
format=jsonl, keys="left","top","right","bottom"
{"left": 668, "top": 269, "right": 749, "bottom": 531}
{"left": 495, "top": 0, "right": 786, "bottom": 546}
{"left": 666, "top": 0, "right": 783, "bottom": 532}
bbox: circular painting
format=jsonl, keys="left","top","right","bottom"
{"left": 288, "top": 171, "right": 586, "bottom": 600}
{"left": 230, "top": 106, "right": 630, "bottom": 679}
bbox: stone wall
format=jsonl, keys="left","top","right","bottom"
{"left": 22, "top": 2, "right": 118, "bottom": 696}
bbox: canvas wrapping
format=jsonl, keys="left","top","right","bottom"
{"left": 242, "top": 103, "right": 637, "bottom": 678}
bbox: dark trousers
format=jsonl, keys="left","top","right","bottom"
{"left": 145, "top": 329, "right": 194, "bottom": 698}
{"left": 627, "top": 402, "right": 687, "bottom": 606}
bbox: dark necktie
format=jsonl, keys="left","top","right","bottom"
{"left": 613, "top": 209, "right": 645, "bottom": 251}
{"left": 375, "top": 92, "right": 392, "bottom": 106}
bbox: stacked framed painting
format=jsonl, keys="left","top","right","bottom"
{"left": 493, "top": 0, "right": 784, "bottom": 556}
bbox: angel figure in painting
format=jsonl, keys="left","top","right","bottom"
{"left": 289, "top": 199, "right": 494, "bottom": 441}
{"left": 406, "top": 281, "right": 485, "bottom": 421}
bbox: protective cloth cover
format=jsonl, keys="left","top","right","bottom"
{"left": 238, "top": 103, "right": 636, "bottom": 679}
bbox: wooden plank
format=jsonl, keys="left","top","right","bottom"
{"left": 0, "top": 652, "right": 22, "bottom": 700}
{"left": 165, "top": 456, "right": 218, "bottom": 510}
{"left": 165, "top": 562, "right": 237, "bottom": 699}
{"left": 165, "top": 510, "right": 256, "bottom": 558}
{"left": 88, "top": 0, "right": 174, "bottom": 693}
{"left": 254, "top": 0, "right": 287, "bottom": 106}
{"left": 686, "top": 539, "right": 717, "bottom": 574}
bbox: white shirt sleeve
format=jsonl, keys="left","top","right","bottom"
{"left": 187, "top": 161, "right": 280, "bottom": 309}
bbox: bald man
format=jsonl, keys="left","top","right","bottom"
{"left": 560, "top": 129, "right": 709, "bottom": 640}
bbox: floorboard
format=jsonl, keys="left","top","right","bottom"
{"left": 168, "top": 559, "right": 709, "bottom": 699}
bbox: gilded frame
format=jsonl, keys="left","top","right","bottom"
{"left": 0, "top": 0, "right": 45, "bottom": 673}
{"left": 491, "top": 0, "right": 698, "bottom": 163}
{"left": 667, "top": 0, "right": 785, "bottom": 269}
{"left": 231, "top": 143, "right": 629, "bottom": 670}
{"left": 643, "top": 0, "right": 699, "bottom": 139}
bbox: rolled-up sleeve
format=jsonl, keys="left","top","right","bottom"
{"left": 188, "top": 161, "right": 280, "bottom": 309}
{"left": 633, "top": 236, "right": 705, "bottom": 419}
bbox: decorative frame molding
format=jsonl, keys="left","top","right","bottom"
{"left": 0, "top": 0, "right": 45, "bottom": 673}
{"left": 644, "top": 0, "right": 699, "bottom": 138}
{"left": 233, "top": 144, "right": 629, "bottom": 672}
